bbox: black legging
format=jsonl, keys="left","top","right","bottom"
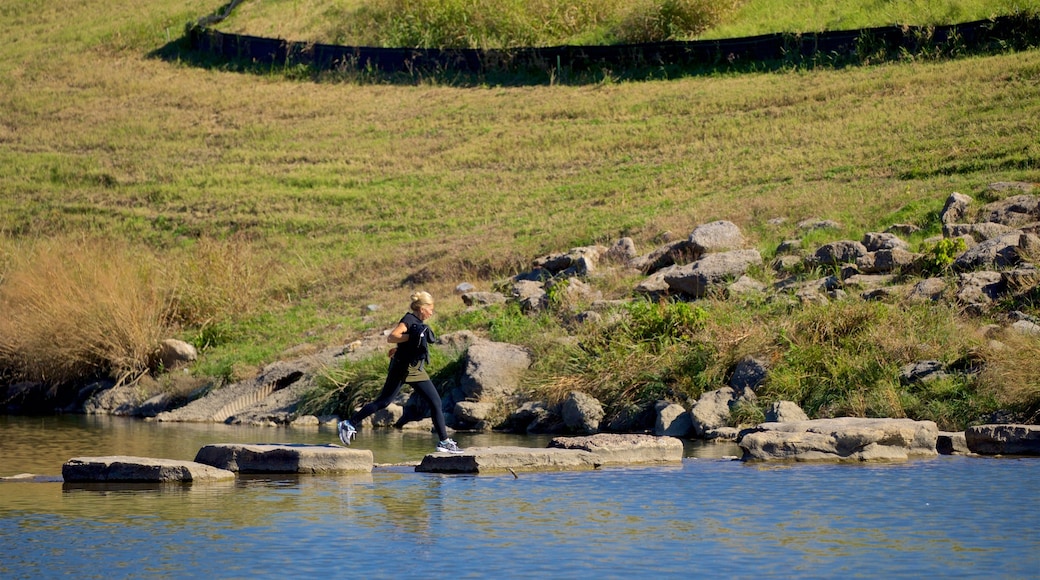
{"left": 350, "top": 358, "right": 449, "bottom": 441}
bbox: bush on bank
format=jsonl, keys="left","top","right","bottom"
{"left": 340, "top": 0, "right": 745, "bottom": 48}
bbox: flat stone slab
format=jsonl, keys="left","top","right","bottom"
{"left": 965, "top": 424, "right": 1040, "bottom": 455}
{"left": 739, "top": 417, "right": 938, "bottom": 462}
{"left": 547, "top": 433, "right": 684, "bottom": 465}
{"left": 194, "top": 443, "right": 373, "bottom": 474}
{"left": 63, "top": 456, "right": 235, "bottom": 483}
{"left": 416, "top": 434, "right": 684, "bottom": 474}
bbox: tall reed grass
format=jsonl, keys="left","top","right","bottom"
{"left": 0, "top": 238, "right": 172, "bottom": 385}
{"left": 0, "top": 236, "right": 282, "bottom": 386}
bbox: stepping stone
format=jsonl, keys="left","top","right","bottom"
{"left": 416, "top": 434, "right": 684, "bottom": 474}
{"left": 62, "top": 456, "right": 235, "bottom": 483}
{"left": 194, "top": 443, "right": 373, "bottom": 474}
{"left": 965, "top": 424, "right": 1040, "bottom": 455}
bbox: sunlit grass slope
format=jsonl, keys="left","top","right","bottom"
{"left": 0, "top": 0, "right": 1038, "bottom": 426}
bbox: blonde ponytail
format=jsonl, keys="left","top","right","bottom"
{"left": 409, "top": 291, "right": 434, "bottom": 312}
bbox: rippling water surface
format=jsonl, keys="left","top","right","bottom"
{"left": 1, "top": 415, "right": 1038, "bottom": 578}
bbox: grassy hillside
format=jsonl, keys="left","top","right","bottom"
{"left": 1, "top": 0, "right": 1038, "bottom": 426}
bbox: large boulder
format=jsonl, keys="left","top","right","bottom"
{"left": 194, "top": 443, "right": 373, "bottom": 473}
{"left": 561, "top": 391, "right": 604, "bottom": 434}
{"left": 954, "top": 232, "right": 1032, "bottom": 271}
{"left": 654, "top": 401, "right": 692, "bottom": 437}
{"left": 813, "top": 241, "right": 869, "bottom": 266}
{"left": 982, "top": 194, "right": 1040, "bottom": 227}
{"left": 965, "top": 424, "right": 1040, "bottom": 455}
{"left": 459, "top": 340, "right": 533, "bottom": 399}
{"left": 664, "top": 250, "right": 763, "bottom": 298}
{"left": 764, "top": 401, "right": 809, "bottom": 423}
{"left": 940, "top": 192, "right": 974, "bottom": 224}
{"left": 739, "top": 417, "right": 939, "bottom": 462}
{"left": 63, "top": 456, "right": 235, "bottom": 483}
{"left": 689, "top": 220, "right": 745, "bottom": 255}
{"left": 158, "top": 338, "right": 197, "bottom": 369}
{"left": 689, "top": 387, "right": 739, "bottom": 437}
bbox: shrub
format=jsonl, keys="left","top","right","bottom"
{"left": 344, "top": 0, "right": 744, "bottom": 48}
{"left": 614, "top": 0, "right": 745, "bottom": 43}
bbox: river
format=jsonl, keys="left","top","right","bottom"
{"left": 1, "top": 415, "right": 1038, "bottom": 578}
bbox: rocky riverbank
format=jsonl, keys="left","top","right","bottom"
{"left": 4, "top": 186, "right": 1040, "bottom": 461}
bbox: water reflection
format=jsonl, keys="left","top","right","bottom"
{"left": 2, "top": 416, "right": 1039, "bottom": 578}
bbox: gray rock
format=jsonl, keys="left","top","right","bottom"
{"left": 936, "top": 431, "right": 970, "bottom": 455}
{"left": 454, "top": 401, "right": 494, "bottom": 423}
{"left": 771, "top": 254, "right": 803, "bottom": 273}
{"left": 461, "top": 291, "right": 507, "bottom": 306}
{"left": 604, "top": 237, "right": 638, "bottom": 263}
{"left": 982, "top": 194, "right": 1040, "bottom": 227}
{"left": 885, "top": 223, "right": 921, "bottom": 236}
{"left": 965, "top": 424, "right": 1040, "bottom": 455}
{"left": 664, "top": 250, "right": 763, "bottom": 298}
{"left": 159, "top": 339, "right": 197, "bottom": 369}
{"left": 813, "top": 240, "right": 869, "bottom": 265}
{"left": 943, "top": 222, "right": 1016, "bottom": 242}
{"left": 654, "top": 401, "right": 692, "bottom": 437}
{"left": 629, "top": 239, "right": 694, "bottom": 274}
{"left": 549, "top": 433, "right": 685, "bottom": 465}
{"left": 861, "top": 232, "right": 909, "bottom": 252}
{"left": 941, "top": 192, "right": 974, "bottom": 225}
{"left": 1011, "top": 319, "right": 1040, "bottom": 336}
{"left": 562, "top": 391, "right": 604, "bottom": 434}
{"left": 776, "top": 239, "right": 802, "bottom": 254}
{"left": 765, "top": 401, "right": 809, "bottom": 423}
{"left": 955, "top": 271, "right": 1005, "bottom": 305}
{"left": 459, "top": 340, "right": 532, "bottom": 399}
{"left": 856, "top": 248, "right": 919, "bottom": 274}
{"left": 729, "top": 356, "right": 769, "bottom": 392}
{"left": 703, "top": 427, "right": 741, "bottom": 441}
{"left": 727, "top": 275, "right": 767, "bottom": 296}
{"left": 689, "top": 220, "right": 745, "bottom": 255}
{"left": 63, "top": 456, "right": 236, "bottom": 483}
{"left": 689, "top": 387, "right": 737, "bottom": 437}
{"left": 798, "top": 219, "right": 841, "bottom": 231}
{"left": 954, "top": 232, "right": 1028, "bottom": 271}
{"left": 454, "top": 282, "right": 476, "bottom": 294}
{"left": 509, "top": 279, "right": 548, "bottom": 312}
{"left": 739, "top": 417, "right": 939, "bottom": 462}
{"left": 900, "top": 360, "right": 947, "bottom": 385}
{"left": 908, "top": 277, "right": 947, "bottom": 302}
{"left": 194, "top": 443, "right": 373, "bottom": 473}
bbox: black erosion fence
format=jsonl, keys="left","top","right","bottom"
{"left": 186, "top": 12, "right": 1040, "bottom": 75}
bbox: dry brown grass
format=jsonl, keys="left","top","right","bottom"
{"left": 0, "top": 237, "right": 172, "bottom": 385}
{"left": 978, "top": 330, "right": 1040, "bottom": 421}
{"left": 0, "top": 235, "right": 287, "bottom": 386}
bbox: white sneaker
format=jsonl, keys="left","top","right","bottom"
{"left": 337, "top": 420, "right": 357, "bottom": 446}
{"left": 436, "top": 439, "right": 463, "bottom": 454}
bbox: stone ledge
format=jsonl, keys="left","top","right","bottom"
{"left": 965, "top": 424, "right": 1040, "bottom": 455}
{"left": 739, "top": 417, "right": 939, "bottom": 462}
{"left": 194, "top": 443, "right": 373, "bottom": 473}
{"left": 416, "top": 434, "right": 684, "bottom": 474}
{"left": 62, "top": 456, "right": 236, "bottom": 483}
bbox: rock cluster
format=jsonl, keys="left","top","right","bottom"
{"left": 22, "top": 187, "right": 1040, "bottom": 465}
